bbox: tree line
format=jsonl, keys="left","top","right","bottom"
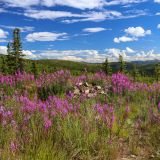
{"left": 103, "top": 55, "right": 160, "bottom": 81}
{"left": 1, "top": 28, "right": 160, "bottom": 81}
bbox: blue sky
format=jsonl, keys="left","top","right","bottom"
{"left": 0, "top": 0, "right": 160, "bottom": 62}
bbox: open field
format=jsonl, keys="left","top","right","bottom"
{"left": 0, "top": 70, "right": 160, "bottom": 159}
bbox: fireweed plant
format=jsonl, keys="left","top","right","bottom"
{"left": 0, "top": 70, "right": 160, "bottom": 159}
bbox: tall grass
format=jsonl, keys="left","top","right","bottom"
{"left": 0, "top": 71, "right": 160, "bottom": 159}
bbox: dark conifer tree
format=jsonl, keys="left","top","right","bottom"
{"left": 6, "top": 28, "right": 25, "bottom": 74}
{"left": 31, "top": 61, "right": 38, "bottom": 79}
{"left": 103, "top": 58, "right": 112, "bottom": 75}
{"left": 119, "top": 55, "right": 127, "bottom": 73}
{"left": 132, "top": 64, "right": 139, "bottom": 80}
{"left": 12, "top": 28, "right": 25, "bottom": 72}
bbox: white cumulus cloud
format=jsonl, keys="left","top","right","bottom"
{"left": 154, "top": 0, "right": 160, "bottom": 3}
{"left": 83, "top": 27, "right": 106, "bottom": 33}
{"left": 0, "top": 46, "right": 7, "bottom": 55}
{"left": 26, "top": 47, "right": 160, "bottom": 62}
{"left": 106, "top": 47, "right": 160, "bottom": 62}
{"left": 0, "top": 46, "right": 35, "bottom": 59}
{"left": 156, "top": 12, "right": 160, "bottom": 15}
{"left": 26, "top": 32, "right": 68, "bottom": 42}
{"left": 33, "top": 50, "right": 106, "bottom": 63}
{"left": 126, "top": 47, "right": 135, "bottom": 53}
{"left": 114, "top": 36, "right": 137, "bottom": 43}
{"left": 114, "top": 26, "right": 151, "bottom": 43}
{"left": 157, "top": 24, "right": 160, "bottom": 29}
{"left": 22, "top": 50, "right": 37, "bottom": 59}
{"left": 124, "top": 26, "right": 151, "bottom": 37}
{"left": 0, "top": 28, "right": 8, "bottom": 42}
{"left": 1, "top": 46, "right": 160, "bottom": 62}
{"left": 0, "top": 28, "right": 8, "bottom": 39}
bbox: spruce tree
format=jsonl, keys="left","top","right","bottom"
{"left": 31, "top": 61, "right": 38, "bottom": 79}
{"left": 132, "top": 64, "right": 139, "bottom": 80}
{"left": 103, "top": 58, "right": 112, "bottom": 75}
{"left": 6, "top": 28, "right": 25, "bottom": 74}
{"left": 155, "top": 63, "right": 160, "bottom": 81}
{"left": 119, "top": 55, "right": 126, "bottom": 73}
{"left": 12, "top": 28, "right": 25, "bottom": 73}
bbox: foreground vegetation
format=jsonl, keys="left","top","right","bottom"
{"left": 0, "top": 70, "right": 160, "bottom": 159}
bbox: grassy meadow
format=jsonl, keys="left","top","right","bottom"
{"left": 0, "top": 69, "right": 160, "bottom": 160}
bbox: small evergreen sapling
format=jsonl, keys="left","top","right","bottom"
{"left": 31, "top": 61, "right": 39, "bottom": 79}
{"left": 103, "top": 58, "right": 112, "bottom": 75}
{"left": 119, "top": 55, "right": 127, "bottom": 74}
{"left": 132, "top": 64, "right": 139, "bottom": 80}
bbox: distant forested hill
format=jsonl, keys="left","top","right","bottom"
{"left": 0, "top": 54, "right": 159, "bottom": 76}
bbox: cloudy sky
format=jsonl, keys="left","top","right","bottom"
{"left": 0, "top": 0, "right": 160, "bottom": 62}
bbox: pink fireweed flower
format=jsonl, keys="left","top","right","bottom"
{"left": 0, "top": 105, "right": 13, "bottom": 126}
{"left": 66, "top": 91, "right": 74, "bottom": 99}
{"left": 126, "top": 104, "right": 130, "bottom": 113}
{"left": 123, "top": 105, "right": 130, "bottom": 119}
{"left": 108, "top": 106, "right": 115, "bottom": 129}
{"left": 10, "top": 140, "right": 19, "bottom": 153}
{"left": 2, "top": 120, "right": 7, "bottom": 126}
{"left": 94, "top": 103, "right": 115, "bottom": 129}
{"left": 36, "top": 70, "right": 71, "bottom": 87}
{"left": 51, "top": 111, "right": 56, "bottom": 116}
{"left": 39, "top": 103, "right": 47, "bottom": 113}
{"left": 112, "top": 73, "right": 133, "bottom": 94}
{"left": 20, "top": 96, "right": 37, "bottom": 113}
{"left": 44, "top": 118, "right": 52, "bottom": 130}
{"left": 11, "top": 120, "right": 18, "bottom": 130}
